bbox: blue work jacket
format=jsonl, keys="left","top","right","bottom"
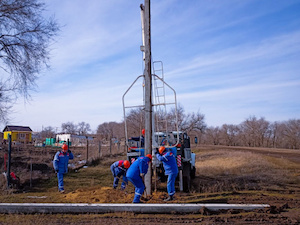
{"left": 111, "top": 160, "right": 128, "bottom": 182}
{"left": 53, "top": 150, "right": 74, "bottom": 174}
{"left": 126, "top": 156, "right": 150, "bottom": 179}
{"left": 156, "top": 150, "right": 178, "bottom": 175}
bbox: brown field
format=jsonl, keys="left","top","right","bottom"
{"left": 0, "top": 144, "right": 299, "bottom": 224}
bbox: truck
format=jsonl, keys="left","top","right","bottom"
{"left": 126, "top": 130, "right": 196, "bottom": 192}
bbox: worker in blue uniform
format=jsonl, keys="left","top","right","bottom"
{"left": 129, "top": 128, "right": 145, "bottom": 148}
{"left": 126, "top": 154, "right": 152, "bottom": 203}
{"left": 156, "top": 146, "right": 178, "bottom": 201}
{"left": 110, "top": 160, "right": 130, "bottom": 190}
{"left": 53, "top": 143, "right": 74, "bottom": 193}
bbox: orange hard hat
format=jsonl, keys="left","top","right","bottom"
{"left": 146, "top": 154, "right": 152, "bottom": 161}
{"left": 62, "top": 144, "right": 68, "bottom": 150}
{"left": 123, "top": 160, "right": 130, "bottom": 169}
{"left": 142, "top": 129, "right": 145, "bottom": 135}
{"left": 159, "top": 146, "right": 166, "bottom": 155}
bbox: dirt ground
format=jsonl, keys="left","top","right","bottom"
{"left": 0, "top": 145, "right": 299, "bottom": 224}
{"left": 201, "top": 145, "right": 300, "bottom": 164}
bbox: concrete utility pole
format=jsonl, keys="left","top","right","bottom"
{"left": 142, "top": 0, "right": 152, "bottom": 196}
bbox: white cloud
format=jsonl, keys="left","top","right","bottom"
{"left": 3, "top": 0, "right": 300, "bottom": 131}
{"left": 167, "top": 31, "right": 300, "bottom": 79}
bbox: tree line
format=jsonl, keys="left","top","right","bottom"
{"left": 199, "top": 117, "right": 300, "bottom": 149}
{"left": 33, "top": 105, "right": 299, "bottom": 150}
{"left": 96, "top": 106, "right": 300, "bottom": 150}
{"left": 37, "top": 122, "right": 91, "bottom": 139}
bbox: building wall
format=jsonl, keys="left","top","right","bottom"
{"left": 3, "top": 131, "right": 32, "bottom": 143}
{"left": 56, "top": 134, "right": 94, "bottom": 146}
{"left": 56, "top": 134, "right": 71, "bottom": 143}
{"left": 3, "top": 131, "right": 12, "bottom": 140}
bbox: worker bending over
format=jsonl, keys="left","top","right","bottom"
{"left": 110, "top": 160, "right": 130, "bottom": 190}
{"left": 126, "top": 154, "right": 152, "bottom": 203}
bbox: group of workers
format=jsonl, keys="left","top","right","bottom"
{"left": 110, "top": 145, "right": 178, "bottom": 203}
{"left": 52, "top": 136, "right": 178, "bottom": 203}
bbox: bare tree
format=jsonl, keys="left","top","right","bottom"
{"left": 123, "top": 105, "right": 206, "bottom": 139}
{"left": 219, "top": 124, "right": 240, "bottom": 146}
{"left": 125, "top": 108, "right": 145, "bottom": 137}
{"left": 282, "top": 119, "right": 300, "bottom": 149}
{"left": 204, "top": 126, "right": 221, "bottom": 145}
{"left": 0, "top": 85, "right": 12, "bottom": 122}
{"left": 97, "top": 121, "right": 122, "bottom": 141}
{"left": 40, "top": 126, "right": 55, "bottom": 138}
{"left": 269, "top": 122, "right": 281, "bottom": 148}
{"left": 181, "top": 111, "right": 206, "bottom": 133}
{"left": 202, "top": 117, "right": 300, "bottom": 149}
{"left": 166, "top": 105, "right": 206, "bottom": 134}
{"left": 61, "top": 122, "right": 77, "bottom": 134}
{"left": 239, "top": 116, "right": 270, "bottom": 147}
{"left": 167, "top": 104, "right": 185, "bottom": 131}
{"left": 0, "top": 0, "right": 59, "bottom": 123}
{"left": 77, "top": 122, "right": 91, "bottom": 135}
{"left": 113, "top": 121, "right": 125, "bottom": 140}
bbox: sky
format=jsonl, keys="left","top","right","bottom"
{"left": 4, "top": 0, "right": 300, "bottom": 133}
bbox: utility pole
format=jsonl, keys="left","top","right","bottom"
{"left": 142, "top": 0, "right": 152, "bottom": 196}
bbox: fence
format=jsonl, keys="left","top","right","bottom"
{"left": 0, "top": 140, "right": 127, "bottom": 190}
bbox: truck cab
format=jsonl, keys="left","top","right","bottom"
{"left": 127, "top": 131, "right": 196, "bottom": 192}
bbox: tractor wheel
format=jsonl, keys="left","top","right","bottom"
{"left": 190, "top": 167, "right": 196, "bottom": 179}
{"left": 182, "top": 163, "right": 191, "bottom": 192}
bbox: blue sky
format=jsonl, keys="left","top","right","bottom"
{"left": 7, "top": 0, "right": 300, "bottom": 132}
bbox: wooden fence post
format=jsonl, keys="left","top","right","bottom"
{"left": 98, "top": 141, "right": 101, "bottom": 158}
{"left": 7, "top": 134, "right": 11, "bottom": 188}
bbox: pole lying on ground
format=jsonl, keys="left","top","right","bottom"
{"left": 0, "top": 203, "right": 270, "bottom": 214}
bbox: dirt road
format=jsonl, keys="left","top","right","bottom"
{"left": 0, "top": 145, "right": 299, "bottom": 224}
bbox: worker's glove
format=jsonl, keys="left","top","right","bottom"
{"left": 140, "top": 173, "right": 144, "bottom": 178}
{"left": 155, "top": 148, "right": 159, "bottom": 154}
{"left": 55, "top": 170, "right": 58, "bottom": 173}
{"left": 68, "top": 150, "right": 71, "bottom": 153}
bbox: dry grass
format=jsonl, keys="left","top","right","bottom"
{"left": 197, "top": 151, "right": 270, "bottom": 175}
{"left": 0, "top": 173, "right": 6, "bottom": 190}
{"left": 0, "top": 146, "right": 299, "bottom": 224}
{"left": 193, "top": 149, "right": 300, "bottom": 193}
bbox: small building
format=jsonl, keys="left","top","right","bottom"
{"left": 56, "top": 134, "right": 94, "bottom": 146}
{"left": 2, "top": 125, "right": 33, "bottom": 144}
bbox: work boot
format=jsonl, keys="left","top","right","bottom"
{"left": 164, "top": 195, "right": 173, "bottom": 202}
{"left": 141, "top": 196, "right": 149, "bottom": 201}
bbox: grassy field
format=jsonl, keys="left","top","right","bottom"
{"left": 0, "top": 145, "right": 299, "bottom": 224}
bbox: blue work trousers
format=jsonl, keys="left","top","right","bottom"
{"left": 111, "top": 165, "right": 127, "bottom": 189}
{"left": 57, "top": 173, "right": 64, "bottom": 191}
{"left": 127, "top": 177, "right": 145, "bottom": 203}
{"left": 167, "top": 173, "right": 177, "bottom": 196}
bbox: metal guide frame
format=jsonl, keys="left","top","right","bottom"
{"left": 122, "top": 75, "right": 145, "bottom": 149}
{"left": 122, "top": 74, "right": 179, "bottom": 149}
